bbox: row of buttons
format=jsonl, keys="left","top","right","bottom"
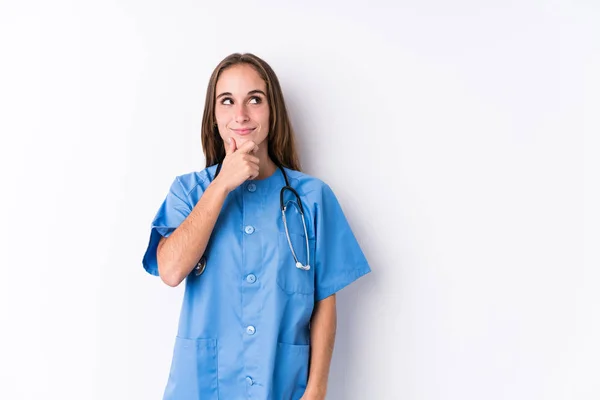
{"left": 245, "top": 181, "right": 257, "bottom": 388}
{"left": 245, "top": 323, "right": 256, "bottom": 387}
{"left": 245, "top": 183, "right": 257, "bottom": 234}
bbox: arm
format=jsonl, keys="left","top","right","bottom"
{"left": 303, "top": 294, "right": 337, "bottom": 400}
{"left": 156, "top": 139, "right": 260, "bottom": 287}
{"left": 156, "top": 180, "right": 228, "bottom": 287}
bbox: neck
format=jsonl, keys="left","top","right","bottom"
{"left": 255, "top": 145, "right": 278, "bottom": 180}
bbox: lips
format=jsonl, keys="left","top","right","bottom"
{"left": 231, "top": 128, "right": 255, "bottom": 135}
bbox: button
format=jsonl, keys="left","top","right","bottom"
{"left": 246, "top": 376, "right": 254, "bottom": 386}
{"left": 246, "top": 325, "right": 256, "bottom": 335}
{"left": 246, "top": 274, "right": 256, "bottom": 283}
{"left": 247, "top": 183, "right": 257, "bottom": 192}
{"left": 244, "top": 225, "right": 255, "bottom": 234}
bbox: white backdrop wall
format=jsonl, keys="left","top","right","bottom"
{"left": 0, "top": 1, "right": 598, "bottom": 399}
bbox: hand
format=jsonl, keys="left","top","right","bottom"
{"left": 212, "top": 137, "right": 260, "bottom": 193}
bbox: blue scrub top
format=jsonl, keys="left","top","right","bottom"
{"left": 142, "top": 164, "right": 371, "bottom": 400}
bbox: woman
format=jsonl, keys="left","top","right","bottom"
{"left": 142, "top": 53, "right": 371, "bottom": 400}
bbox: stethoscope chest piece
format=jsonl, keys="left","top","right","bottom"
{"left": 194, "top": 255, "right": 207, "bottom": 276}
{"left": 296, "top": 261, "right": 310, "bottom": 271}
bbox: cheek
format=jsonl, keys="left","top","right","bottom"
{"left": 253, "top": 107, "right": 270, "bottom": 124}
{"left": 214, "top": 108, "right": 229, "bottom": 124}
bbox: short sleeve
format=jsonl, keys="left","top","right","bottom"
{"left": 314, "top": 184, "right": 371, "bottom": 302}
{"left": 142, "top": 176, "right": 193, "bottom": 276}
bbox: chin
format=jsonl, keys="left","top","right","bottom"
{"left": 241, "top": 135, "right": 267, "bottom": 145}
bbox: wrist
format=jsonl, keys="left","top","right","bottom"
{"left": 209, "top": 178, "right": 231, "bottom": 196}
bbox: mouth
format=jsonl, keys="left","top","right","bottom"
{"left": 230, "top": 128, "right": 256, "bottom": 136}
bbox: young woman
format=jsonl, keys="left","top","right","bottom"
{"left": 142, "top": 53, "right": 371, "bottom": 400}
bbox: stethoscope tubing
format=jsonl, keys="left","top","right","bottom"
{"left": 193, "top": 162, "right": 310, "bottom": 276}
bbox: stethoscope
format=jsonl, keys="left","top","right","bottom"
{"left": 194, "top": 162, "right": 311, "bottom": 276}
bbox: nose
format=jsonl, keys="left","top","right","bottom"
{"left": 234, "top": 103, "right": 250, "bottom": 123}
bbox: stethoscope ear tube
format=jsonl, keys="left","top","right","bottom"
{"left": 280, "top": 185, "right": 304, "bottom": 214}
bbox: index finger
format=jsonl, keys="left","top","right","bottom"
{"left": 237, "top": 140, "right": 259, "bottom": 154}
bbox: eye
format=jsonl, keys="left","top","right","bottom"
{"left": 249, "top": 96, "right": 262, "bottom": 105}
{"left": 221, "top": 97, "right": 233, "bottom": 105}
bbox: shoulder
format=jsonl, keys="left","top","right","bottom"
{"left": 281, "top": 167, "right": 336, "bottom": 202}
{"left": 172, "top": 164, "right": 219, "bottom": 195}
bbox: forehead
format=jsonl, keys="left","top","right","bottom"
{"left": 216, "top": 64, "right": 266, "bottom": 94}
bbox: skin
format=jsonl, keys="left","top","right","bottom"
{"left": 157, "top": 63, "right": 337, "bottom": 398}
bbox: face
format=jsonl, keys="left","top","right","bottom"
{"left": 214, "top": 63, "right": 270, "bottom": 150}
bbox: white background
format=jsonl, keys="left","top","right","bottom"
{"left": 0, "top": 1, "right": 598, "bottom": 399}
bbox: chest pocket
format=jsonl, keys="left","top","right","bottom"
{"left": 277, "top": 204, "right": 316, "bottom": 295}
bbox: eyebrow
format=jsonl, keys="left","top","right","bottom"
{"left": 216, "top": 89, "right": 267, "bottom": 99}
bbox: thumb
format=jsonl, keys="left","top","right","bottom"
{"left": 225, "top": 136, "right": 237, "bottom": 155}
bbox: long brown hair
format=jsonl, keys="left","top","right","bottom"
{"left": 201, "top": 53, "right": 301, "bottom": 171}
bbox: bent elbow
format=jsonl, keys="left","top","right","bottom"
{"left": 157, "top": 255, "right": 184, "bottom": 288}
{"left": 158, "top": 266, "right": 183, "bottom": 287}
{"left": 162, "top": 276, "right": 182, "bottom": 288}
